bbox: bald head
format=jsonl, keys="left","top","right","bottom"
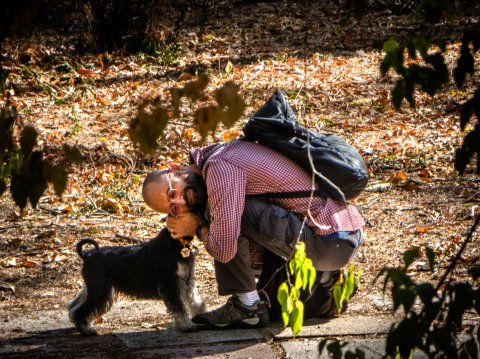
{"left": 142, "top": 169, "right": 168, "bottom": 210}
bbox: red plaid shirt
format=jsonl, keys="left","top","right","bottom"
{"left": 190, "top": 140, "right": 365, "bottom": 263}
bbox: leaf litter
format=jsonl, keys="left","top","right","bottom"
{"left": 0, "top": 0, "right": 479, "bottom": 333}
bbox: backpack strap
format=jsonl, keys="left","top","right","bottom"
{"left": 250, "top": 190, "right": 325, "bottom": 199}
{"left": 198, "top": 142, "right": 227, "bottom": 168}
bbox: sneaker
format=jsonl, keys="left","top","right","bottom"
{"left": 192, "top": 296, "right": 269, "bottom": 329}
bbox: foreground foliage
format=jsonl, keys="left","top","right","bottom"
{"left": 378, "top": 0, "right": 480, "bottom": 174}
{"left": 319, "top": 215, "right": 480, "bottom": 358}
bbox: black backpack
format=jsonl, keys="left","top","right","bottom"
{"left": 243, "top": 89, "right": 368, "bottom": 203}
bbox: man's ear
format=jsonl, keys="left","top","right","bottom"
{"left": 167, "top": 163, "right": 182, "bottom": 171}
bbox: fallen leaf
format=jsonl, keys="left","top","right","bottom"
{"left": 415, "top": 226, "right": 431, "bottom": 234}
{"left": 77, "top": 68, "right": 95, "bottom": 77}
{"left": 388, "top": 171, "right": 408, "bottom": 183}
{"left": 398, "top": 181, "right": 418, "bottom": 191}
{"left": 60, "top": 203, "right": 77, "bottom": 214}
{"left": 221, "top": 129, "right": 242, "bottom": 142}
{"left": 96, "top": 96, "right": 108, "bottom": 105}
{"left": 22, "top": 260, "right": 38, "bottom": 268}
{"left": 101, "top": 197, "right": 124, "bottom": 214}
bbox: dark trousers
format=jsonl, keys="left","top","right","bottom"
{"left": 214, "top": 197, "right": 364, "bottom": 296}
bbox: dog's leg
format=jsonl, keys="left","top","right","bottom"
{"left": 69, "top": 274, "right": 115, "bottom": 336}
{"left": 67, "top": 288, "right": 87, "bottom": 311}
{"left": 160, "top": 265, "right": 199, "bottom": 333}
{"left": 185, "top": 273, "right": 205, "bottom": 317}
{"left": 162, "top": 289, "right": 199, "bottom": 333}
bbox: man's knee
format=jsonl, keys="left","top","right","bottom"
{"left": 307, "top": 229, "right": 364, "bottom": 271}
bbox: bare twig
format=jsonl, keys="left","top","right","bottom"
{"left": 38, "top": 206, "right": 63, "bottom": 215}
{"left": 0, "top": 224, "right": 22, "bottom": 233}
{"left": 436, "top": 214, "right": 480, "bottom": 291}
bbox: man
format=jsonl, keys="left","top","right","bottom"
{"left": 142, "top": 138, "right": 365, "bottom": 330}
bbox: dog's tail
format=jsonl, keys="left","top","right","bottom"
{"left": 76, "top": 239, "right": 100, "bottom": 260}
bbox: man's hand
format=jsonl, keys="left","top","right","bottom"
{"left": 166, "top": 212, "right": 200, "bottom": 239}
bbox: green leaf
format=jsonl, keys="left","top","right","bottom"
{"left": 333, "top": 284, "right": 343, "bottom": 314}
{"left": 294, "top": 271, "right": 303, "bottom": 290}
{"left": 277, "top": 282, "right": 291, "bottom": 326}
{"left": 295, "top": 241, "right": 306, "bottom": 255}
{"left": 356, "top": 269, "right": 363, "bottom": 289}
{"left": 345, "top": 266, "right": 356, "bottom": 301}
{"left": 225, "top": 61, "right": 233, "bottom": 74}
{"left": 290, "top": 300, "right": 304, "bottom": 337}
{"left": 383, "top": 39, "right": 399, "bottom": 54}
{"left": 290, "top": 286, "right": 300, "bottom": 301}
{"left": 306, "top": 265, "right": 316, "bottom": 292}
{"left": 20, "top": 126, "right": 37, "bottom": 157}
{"left": 299, "top": 258, "right": 315, "bottom": 291}
{"left": 288, "top": 258, "right": 296, "bottom": 275}
{"left": 277, "top": 282, "right": 290, "bottom": 307}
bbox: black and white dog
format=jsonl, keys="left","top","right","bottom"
{"left": 67, "top": 227, "right": 205, "bottom": 336}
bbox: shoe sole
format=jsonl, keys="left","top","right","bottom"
{"left": 195, "top": 318, "right": 268, "bottom": 330}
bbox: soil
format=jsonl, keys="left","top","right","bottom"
{"left": 1, "top": 0, "right": 479, "bottom": 340}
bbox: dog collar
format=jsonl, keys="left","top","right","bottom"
{"left": 177, "top": 237, "right": 192, "bottom": 246}
{"left": 177, "top": 237, "right": 193, "bottom": 258}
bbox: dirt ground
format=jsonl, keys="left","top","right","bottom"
{"left": 1, "top": 0, "right": 480, "bottom": 338}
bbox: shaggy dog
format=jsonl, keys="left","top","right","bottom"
{"left": 67, "top": 227, "right": 205, "bottom": 336}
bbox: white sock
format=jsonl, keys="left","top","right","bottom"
{"left": 235, "top": 290, "right": 260, "bottom": 306}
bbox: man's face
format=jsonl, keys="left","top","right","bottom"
{"left": 145, "top": 171, "right": 206, "bottom": 215}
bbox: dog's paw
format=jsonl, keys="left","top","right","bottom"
{"left": 177, "top": 322, "right": 200, "bottom": 333}
{"left": 75, "top": 323, "right": 98, "bottom": 336}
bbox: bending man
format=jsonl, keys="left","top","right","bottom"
{"left": 142, "top": 138, "right": 365, "bottom": 329}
